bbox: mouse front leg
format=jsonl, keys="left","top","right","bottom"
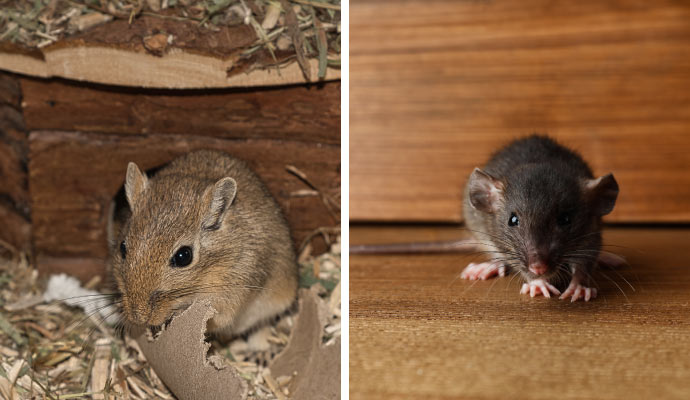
{"left": 460, "top": 261, "right": 506, "bottom": 280}
{"left": 520, "top": 278, "right": 561, "bottom": 298}
{"left": 559, "top": 267, "right": 597, "bottom": 302}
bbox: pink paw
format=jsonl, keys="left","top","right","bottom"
{"left": 559, "top": 280, "right": 597, "bottom": 302}
{"left": 460, "top": 262, "right": 506, "bottom": 280}
{"left": 520, "top": 279, "right": 561, "bottom": 298}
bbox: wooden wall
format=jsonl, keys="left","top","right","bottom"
{"left": 1, "top": 78, "right": 340, "bottom": 281}
{"left": 0, "top": 73, "right": 30, "bottom": 255}
{"left": 350, "top": 0, "right": 690, "bottom": 223}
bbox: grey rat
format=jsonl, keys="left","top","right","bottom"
{"left": 461, "top": 135, "right": 618, "bottom": 301}
{"left": 350, "top": 135, "right": 620, "bottom": 302}
{"left": 110, "top": 150, "right": 298, "bottom": 337}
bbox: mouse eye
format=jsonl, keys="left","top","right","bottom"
{"left": 171, "top": 246, "right": 193, "bottom": 268}
{"left": 508, "top": 213, "right": 519, "bottom": 227}
{"left": 557, "top": 212, "right": 572, "bottom": 226}
{"left": 119, "top": 241, "right": 127, "bottom": 259}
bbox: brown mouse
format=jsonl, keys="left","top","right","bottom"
{"left": 461, "top": 135, "right": 619, "bottom": 301}
{"left": 110, "top": 150, "right": 298, "bottom": 338}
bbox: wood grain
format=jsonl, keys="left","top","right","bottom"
{"left": 350, "top": 225, "right": 690, "bottom": 400}
{"left": 20, "top": 78, "right": 340, "bottom": 145}
{"left": 0, "top": 72, "right": 30, "bottom": 253}
{"left": 29, "top": 131, "right": 340, "bottom": 280}
{"left": 350, "top": 0, "right": 690, "bottom": 223}
{"left": 0, "top": 16, "right": 340, "bottom": 88}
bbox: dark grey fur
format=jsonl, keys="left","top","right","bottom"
{"left": 463, "top": 135, "right": 619, "bottom": 287}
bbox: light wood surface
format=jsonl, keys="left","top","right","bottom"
{"left": 0, "top": 16, "right": 339, "bottom": 88}
{"left": 350, "top": 225, "right": 690, "bottom": 399}
{"left": 350, "top": 0, "right": 690, "bottom": 223}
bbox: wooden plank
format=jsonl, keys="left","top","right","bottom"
{"left": 21, "top": 78, "right": 340, "bottom": 145}
{"left": 0, "top": 16, "right": 340, "bottom": 88}
{"left": 350, "top": 0, "right": 690, "bottom": 223}
{"left": 350, "top": 225, "right": 690, "bottom": 400}
{"left": 0, "top": 202, "right": 31, "bottom": 255}
{"left": 0, "top": 72, "right": 30, "bottom": 253}
{"left": 29, "top": 131, "right": 340, "bottom": 279}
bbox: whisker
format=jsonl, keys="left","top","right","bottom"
{"left": 597, "top": 270, "right": 629, "bottom": 303}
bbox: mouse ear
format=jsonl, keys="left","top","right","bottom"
{"left": 125, "top": 162, "right": 149, "bottom": 211}
{"left": 468, "top": 168, "right": 504, "bottom": 213}
{"left": 202, "top": 177, "right": 238, "bottom": 230}
{"left": 584, "top": 173, "right": 619, "bottom": 216}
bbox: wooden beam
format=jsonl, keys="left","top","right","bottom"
{"left": 20, "top": 78, "right": 340, "bottom": 145}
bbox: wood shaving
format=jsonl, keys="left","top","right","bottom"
{"left": 0, "top": 227, "right": 339, "bottom": 399}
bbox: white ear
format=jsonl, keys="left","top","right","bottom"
{"left": 125, "top": 162, "right": 148, "bottom": 211}
{"left": 202, "top": 177, "right": 238, "bottom": 230}
{"left": 584, "top": 173, "right": 619, "bottom": 216}
{"left": 467, "top": 168, "right": 504, "bottom": 213}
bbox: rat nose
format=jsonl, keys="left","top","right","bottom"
{"left": 529, "top": 261, "right": 548, "bottom": 275}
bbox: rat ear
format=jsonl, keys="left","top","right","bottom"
{"left": 202, "top": 177, "right": 238, "bottom": 230}
{"left": 584, "top": 173, "right": 619, "bottom": 216}
{"left": 468, "top": 168, "right": 504, "bottom": 213}
{"left": 125, "top": 162, "right": 148, "bottom": 211}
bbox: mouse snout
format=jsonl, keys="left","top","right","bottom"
{"left": 527, "top": 247, "right": 550, "bottom": 276}
{"left": 528, "top": 261, "right": 548, "bottom": 275}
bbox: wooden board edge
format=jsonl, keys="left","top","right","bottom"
{"left": 0, "top": 47, "right": 340, "bottom": 88}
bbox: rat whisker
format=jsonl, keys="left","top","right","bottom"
{"left": 506, "top": 266, "right": 524, "bottom": 290}
{"left": 455, "top": 276, "right": 483, "bottom": 296}
{"left": 600, "top": 243, "right": 644, "bottom": 255}
{"left": 66, "top": 300, "right": 123, "bottom": 345}
{"left": 597, "top": 270, "right": 629, "bottom": 302}
{"left": 459, "top": 227, "right": 516, "bottom": 250}
{"left": 563, "top": 230, "right": 603, "bottom": 245}
{"left": 604, "top": 268, "right": 636, "bottom": 292}
{"left": 485, "top": 275, "right": 503, "bottom": 298}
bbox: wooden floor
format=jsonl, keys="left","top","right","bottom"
{"left": 350, "top": 225, "right": 690, "bottom": 400}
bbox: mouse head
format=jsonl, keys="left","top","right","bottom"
{"left": 112, "top": 162, "right": 238, "bottom": 327}
{"left": 468, "top": 165, "right": 618, "bottom": 280}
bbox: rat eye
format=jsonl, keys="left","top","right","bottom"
{"left": 508, "top": 213, "right": 519, "bottom": 227}
{"left": 171, "top": 246, "right": 193, "bottom": 268}
{"left": 557, "top": 212, "right": 572, "bottom": 226}
{"left": 119, "top": 241, "right": 127, "bottom": 259}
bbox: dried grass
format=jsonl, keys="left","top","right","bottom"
{"left": 0, "top": 0, "right": 340, "bottom": 78}
{"left": 0, "top": 229, "right": 340, "bottom": 399}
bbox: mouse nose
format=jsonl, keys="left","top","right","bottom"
{"left": 529, "top": 261, "right": 548, "bottom": 275}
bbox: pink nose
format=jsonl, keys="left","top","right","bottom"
{"left": 529, "top": 262, "right": 548, "bottom": 275}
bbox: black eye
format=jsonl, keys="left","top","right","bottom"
{"left": 557, "top": 212, "right": 572, "bottom": 226}
{"left": 171, "top": 246, "right": 193, "bottom": 268}
{"left": 508, "top": 213, "right": 519, "bottom": 227}
{"left": 120, "top": 241, "right": 127, "bottom": 259}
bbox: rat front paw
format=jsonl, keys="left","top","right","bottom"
{"left": 520, "top": 279, "right": 561, "bottom": 298}
{"left": 460, "top": 261, "right": 506, "bottom": 280}
{"left": 559, "top": 280, "right": 597, "bottom": 302}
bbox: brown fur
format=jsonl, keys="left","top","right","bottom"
{"left": 110, "top": 150, "right": 298, "bottom": 337}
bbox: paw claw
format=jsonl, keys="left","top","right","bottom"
{"left": 560, "top": 279, "right": 597, "bottom": 302}
{"left": 520, "top": 279, "right": 560, "bottom": 299}
{"left": 461, "top": 261, "right": 505, "bottom": 281}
